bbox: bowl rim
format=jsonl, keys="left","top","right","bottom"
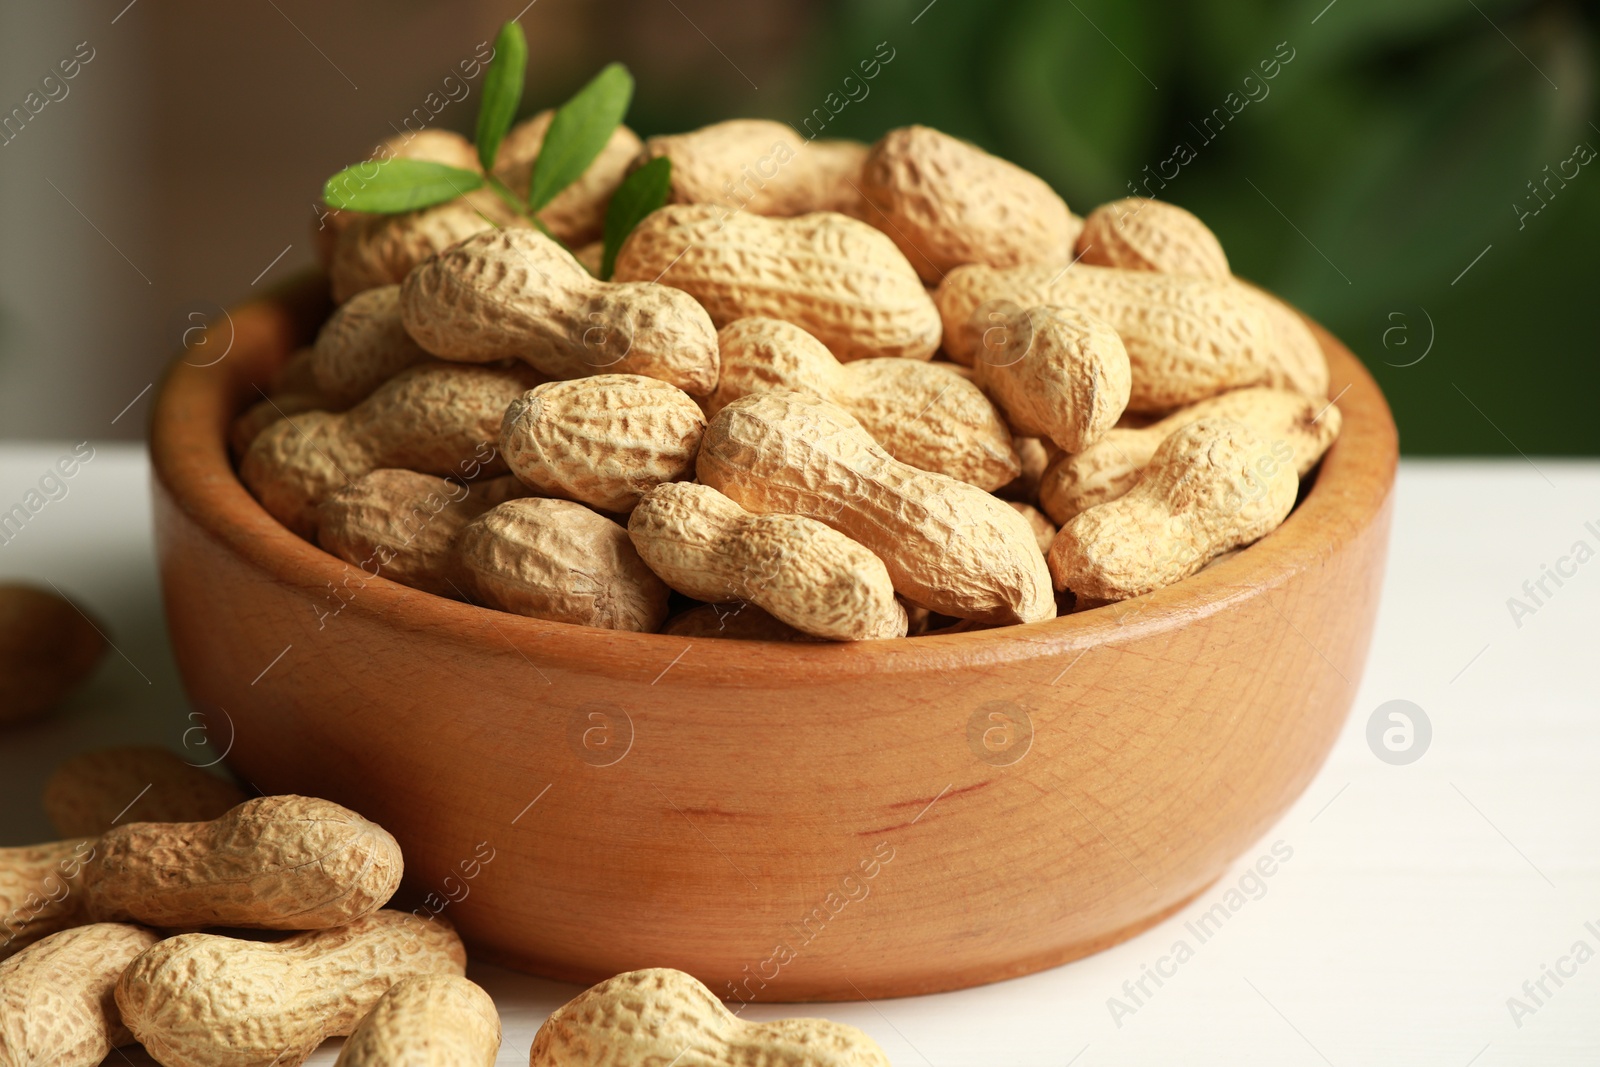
{"left": 150, "top": 272, "right": 1398, "bottom": 682}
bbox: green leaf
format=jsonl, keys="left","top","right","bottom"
{"left": 1277, "top": 28, "right": 1582, "bottom": 319}
{"left": 321, "top": 159, "right": 485, "bottom": 213}
{"left": 600, "top": 157, "right": 671, "bottom": 279}
{"left": 475, "top": 21, "right": 528, "bottom": 172}
{"left": 526, "top": 63, "right": 634, "bottom": 213}
{"left": 988, "top": 0, "right": 1169, "bottom": 203}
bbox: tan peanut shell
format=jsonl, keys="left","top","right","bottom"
{"left": 84, "top": 795, "right": 403, "bottom": 930}
{"left": 1009, "top": 502, "right": 1058, "bottom": 555}
{"left": 970, "top": 304, "right": 1132, "bottom": 452}
{"left": 43, "top": 747, "right": 246, "bottom": 839}
{"left": 1233, "top": 282, "right": 1331, "bottom": 399}
{"left": 659, "top": 603, "right": 818, "bottom": 642}
{"left": 1039, "top": 386, "right": 1342, "bottom": 524}
{"left": 318, "top": 471, "right": 530, "bottom": 598}
{"left": 574, "top": 240, "right": 604, "bottom": 276}
{"left": 333, "top": 974, "right": 500, "bottom": 1067}
{"left": 710, "top": 318, "right": 1019, "bottom": 490}
{"left": 637, "top": 119, "right": 866, "bottom": 216}
{"left": 380, "top": 128, "right": 479, "bottom": 170}
{"left": 311, "top": 284, "right": 430, "bottom": 405}
{"left": 613, "top": 204, "right": 942, "bottom": 362}
{"left": 1063, "top": 210, "right": 1086, "bottom": 255}
{"left": 270, "top": 346, "right": 321, "bottom": 396}
{"left": 698, "top": 391, "right": 1055, "bottom": 625}
{"left": 935, "top": 262, "right": 1324, "bottom": 410}
{"left": 806, "top": 139, "right": 872, "bottom": 214}
{"left": 1048, "top": 418, "right": 1298, "bottom": 600}
{"left": 0, "top": 839, "right": 95, "bottom": 960}
{"left": 629, "top": 483, "right": 907, "bottom": 641}
{"left": 400, "top": 228, "right": 719, "bottom": 396}
{"left": 501, "top": 375, "right": 706, "bottom": 512}
{"left": 229, "top": 393, "right": 328, "bottom": 461}
{"left": 528, "top": 968, "right": 891, "bottom": 1067}
{"left": 240, "top": 361, "right": 534, "bottom": 538}
{"left": 329, "top": 195, "right": 520, "bottom": 305}
{"left": 493, "top": 112, "right": 642, "bottom": 245}
{"left": 1076, "top": 197, "right": 1230, "bottom": 279}
{"left": 454, "top": 499, "right": 669, "bottom": 631}
{"left": 0, "top": 585, "right": 107, "bottom": 727}
{"left": 117, "top": 910, "right": 467, "bottom": 1067}
{"left": 0, "top": 922, "right": 159, "bottom": 1067}
{"left": 857, "top": 124, "right": 1073, "bottom": 283}
{"left": 996, "top": 436, "right": 1054, "bottom": 503}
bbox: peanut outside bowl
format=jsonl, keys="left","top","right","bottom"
{"left": 150, "top": 274, "right": 1397, "bottom": 1001}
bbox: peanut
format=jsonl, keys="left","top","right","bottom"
{"left": 1048, "top": 418, "right": 1297, "bottom": 600}
{"left": 613, "top": 204, "right": 942, "bottom": 362}
{"left": 43, "top": 747, "right": 246, "bottom": 839}
{"left": 969, "top": 303, "right": 1132, "bottom": 452}
{"left": 117, "top": 910, "right": 467, "bottom": 1067}
{"left": 1233, "top": 282, "right": 1331, "bottom": 399}
{"left": 0, "top": 585, "right": 107, "bottom": 726}
{"left": 935, "top": 262, "right": 1325, "bottom": 410}
{"left": 804, "top": 139, "right": 872, "bottom": 214}
{"left": 317, "top": 471, "right": 530, "bottom": 598}
{"left": 454, "top": 499, "right": 669, "bottom": 631}
{"left": 382, "top": 128, "right": 480, "bottom": 170}
{"left": 240, "top": 361, "right": 535, "bottom": 538}
{"left": 574, "top": 240, "right": 603, "bottom": 276}
{"left": 1063, "top": 209, "right": 1086, "bottom": 254}
{"left": 0, "top": 922, "right": 159, "bottom": 1067}
{"left": 709, "top": 318, "right": 1020, "bottom": 490}
{"left": 856, "top": 124, "right": 1073, "bottom": 283}
{"left": 1076, "top": 197, "right": 1230, "bottom": 279}
{"left": 229, "top": 394, "right": 327, "bottom": 461}
{"left": 83, "top": 795, "right": 402, "bottom": 930}
{"left": 698, "top": 391, "right": 1055, "bottom": 624}
{"left": 400, "top": 228, "right": 720, "bottom": 396}
{"left": 528, "top": 968, "right": 890, "bottom": 1067}
{"left": 329, "top": 195, "right": 521, "bottom": 305}
{"left": 501, "top": 375, "right": 706, "bottom": 512}
{"left": 659, "top": 603, "right": 817, "bottom": 642}
{"left": 270, "top": 346, "right": 321, "bottom": 396}
{"left": 1009, "top": 502, "right": 1057, "bottom": 555}
{"left": 0, "top": 839, "right": 96, "bottom": 960}
{"left": 636, "top": 119, "right": 867, "bottom": 216}
{"left": 493, "top": 112, "right": 642, "bottom": 246}
{"left": 333, "top": 974, "right": 500, "bottom": 1067}
{"left": 1039, "top": 386, "right": 1342, "bottom": 523}
{"left": 311, "top": 284, "right": 430, "bottom": 406}
{"left": 629, "top": 482, "right": 907, "bottom": 641}
{"left": 996, "top": 436, "right": 1055, "bottom": 503}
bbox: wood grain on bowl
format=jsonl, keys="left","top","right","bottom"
{"left": 149, "top": 272, "right": 1396, "bottom": 1001}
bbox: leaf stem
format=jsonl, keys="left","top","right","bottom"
{"left": 484, "top": 173, "right": 528, "bottom": 217}
{"left": 483, "top": 172, "right": 565, "bottom": 248}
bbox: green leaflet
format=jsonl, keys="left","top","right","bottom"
{"left": 600, "top": 157, "right": 672, "bottom": 279}
{"left": 526, "top": 63, "right": 634, "bottom": 213}
{"left": 322, "top": 159, "right": 484, "bottom": 213}
{"left": 476, "top": 21, "right": 528, "bottom": 172}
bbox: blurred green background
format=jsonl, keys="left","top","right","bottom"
{"left": 618, "top": 0, "right": 1600, "bottom": 455}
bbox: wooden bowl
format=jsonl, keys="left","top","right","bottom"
{"left": 150, "top": 274, "right": 1396, "bottom": 1001}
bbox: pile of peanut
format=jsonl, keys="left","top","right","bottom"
{"left": 239, "top": 116, "right": 1342, "bottom": 642}
{"left": 0, "top": 747, "right": 889, "bottom": 1065}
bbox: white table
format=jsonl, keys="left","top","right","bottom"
{"left": 2, "top": 446, "right": 1595, "bottom": 1066}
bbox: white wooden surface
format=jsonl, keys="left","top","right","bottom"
{"left": 0, "top": 445, "right": 1595, "bottom": 1066}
